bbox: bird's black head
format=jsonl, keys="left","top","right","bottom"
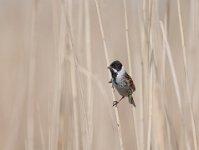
{"left": 108, "top": 60, "right": 123, "bottom": 80}
{"left": 109, "top": 60, "right": 123, "bottom": 71}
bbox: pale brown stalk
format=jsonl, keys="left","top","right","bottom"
{"left": 84, "top": 0, "right": 93, "bottom": 149}
{"left": 123, "top": 0, "right": 139, "bottom": 149}
{"left": 94, "top": 0, "right": 124, "bottom": 150}
{"left": 160, "top": 21, "right": 183, "bottom": 114}
{"left": 26, "top": 1, "right": 38, "bottom": 150}
{"left": 176, "top": 0, "right": 198, "bottom": 149}
{"left": 146, "top": 0, "right": 153, "bottom": 150}
{"left": 50, "top": 2, "right": 65, "bottom": 150}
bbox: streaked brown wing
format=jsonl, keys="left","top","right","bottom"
{"left": 125, "top": 72, "right": 136, "bottom": 92}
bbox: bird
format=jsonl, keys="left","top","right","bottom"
{"left": 107, "top": 60, "right": 136, "bottom": 107}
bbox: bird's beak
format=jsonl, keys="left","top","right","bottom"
{"left": 107, "top": 66, "right": 111, "bottom": 70}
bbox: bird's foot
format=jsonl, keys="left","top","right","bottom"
{"left": 113, "top": 101, "right": 119, "bottom": 107}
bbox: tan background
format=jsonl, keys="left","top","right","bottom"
{"left": 0, "top": 0, "right": 199, "bottom": 150}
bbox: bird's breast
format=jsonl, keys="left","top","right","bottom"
{"left": 113, "top": 76, "right": 132, "bottom": 96}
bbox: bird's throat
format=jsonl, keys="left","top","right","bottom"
{"left": 110, "top": 69, "right": 117, "bottom": 84}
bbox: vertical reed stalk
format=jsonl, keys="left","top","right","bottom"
{"left": 176, "top": 0, "right": 198, "bottom": 149}
{"left": 84, "top": 0, "right": 93, "bottom": 149}
{"left": 160, "top": 21, "right": 186, "bottom": 149}
{"left": 50, "top": 0, "right": 58, "bottom": 149}
{"left": 36, "top": 103, "right": 46, "bottom": 150}
{"left": 138, "top": 1, "right": 149, "bottom": 149}
{"left": 147, "top": 55, "right": 153, "bottom": 150}
{"left": 146, "top": 0, "right": 153, "bottom": 149}
{"left": 162, "top": 11, "right": 173, "bottom": 150}
{"left": 70, "top": 53, "right": 80, "bottom": 150}
{"left": 73, "top": 0, "right": 91, "bottom": 149}
{"left": 160, "top": 21, "right": 183, "bottom": 114}
{"left": 26, "top": 0, "right": 38, "bottom": 149}
{"left": 50, "top": 2, "right": 65, "bottom": 149}
{"left": 123, "top": 0, "right": 139, "bottom": 149}
{"left": 65, "top": 1, "right": 80, "bottom": 149}
{"left": 94, "top": 0, "right": 124, "bottom": 149}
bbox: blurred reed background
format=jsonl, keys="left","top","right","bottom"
{"left": 0, "top": 0, "right": 199, "bottom": 150}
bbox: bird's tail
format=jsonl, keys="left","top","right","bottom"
{"left": 128, "top": 95, "right": 136, "bottom": 107}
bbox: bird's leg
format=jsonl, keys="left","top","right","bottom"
{"left": 113, "top": 96, "right": 125, "bottom": 107}
{"left": 113, "top": 101, "right": 118, "bottom": 107}
{"left": 118, "top": 96, "right": 125, "bottom": 103}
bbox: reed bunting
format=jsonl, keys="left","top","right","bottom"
{"left": 108, "top": 60, "right": 136, "bottom": 107}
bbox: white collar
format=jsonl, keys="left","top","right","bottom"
{"left": 117, "top": 66, "right": 125, "bottom": 76}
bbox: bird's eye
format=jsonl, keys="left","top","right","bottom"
{"left": 117, "top": 63, "right": 122, "bottom": 70}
